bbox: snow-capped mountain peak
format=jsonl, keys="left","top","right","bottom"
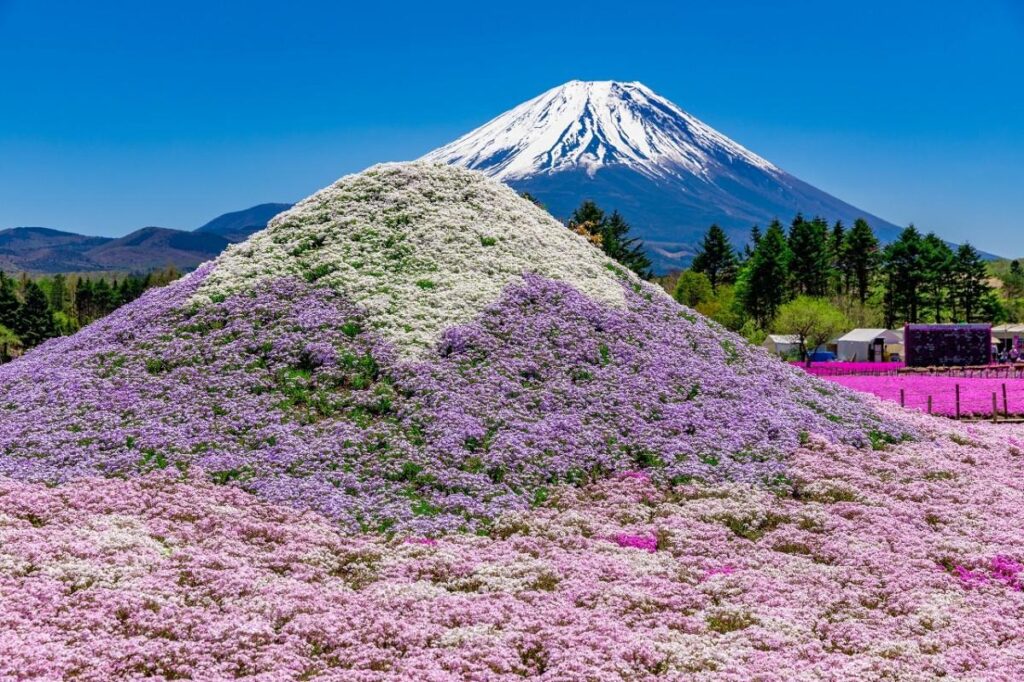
{"left": 422, "top": 80, "right": 778, "bottom": 182}
{"left": 423, "top": 79, "right": 903, "bottom": 274}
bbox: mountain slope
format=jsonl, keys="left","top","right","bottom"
{"left": 195, "top": 202, "right": 292, "bottom": 242}
{"left": 0, "top": 203, "right": 286, "bottom": 273}
{"left": 0, "top": 227, "right": 111, "bottom": 272}
{"left": 84, "top": 227, "right": 231, "bottom": 271}
{"left": 423, "top": 80, "right": 905, "bottom": 272}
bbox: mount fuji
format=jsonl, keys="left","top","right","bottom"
{"left": 423, "top": 80, "right": 904, "bottom": 273}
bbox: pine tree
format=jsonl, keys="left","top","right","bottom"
{"left": 92, "top": 279, "right": 116, "bottom": 317}
{"left": 743, "top": 225, "right": 762, "bottom": 260}
{"left": 787, "top": 214, "right": 831, "bottom": 297}
{"left": 691, "top": 224, "right": 738, "bottom": 292}
{"left": 568, "top": 201, "right": 651, "bottom": 279}
{"left": 844, "top": 219, "right": 880, "bottom": 305}
{"left": 829, "top": 220, "right": 847, "bottom": 295}
{"left": 950, "top": 243, "right": 991, "bottom": 322}
{"left": 74, "top": 279, "right": 95, "bottom": 324}
{"left": 15, "top": 280, "right": 57, "bottom": 347}
{"left": 881, "top": 226, "right": 925, "bottom": 326}
{"left": 48, "top": 273, "right": 69, "bottom": 314}
{"left": 738, "top": 220, "right": 791, "bottom": 328}
{"left": 919, "top": 233, "right": 953, "bottom": 322}
{"left": 0, "top": 272, "right": 19, "bottom": 330}
{"left": 519, "top": 192, "right": 544, "bottom": 208}
{"left": 602, "top": 210, "right": 652, "bottom": 279}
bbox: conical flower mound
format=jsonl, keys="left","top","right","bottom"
{"left": 194, "top": 163, "right": 627, "bottom": 356}
{"left": 0, "top": 163, "right": 906, "bottom": 533}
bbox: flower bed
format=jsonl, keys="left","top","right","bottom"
{"left": 794, "top": 361, "right": 905, "bottom": 376}
{"left": 825, "top": 374, "right": 1024, "bottom": 417}
{"left": 0, "top": 270, "right": 904, "bottom": 534}
{"left": 1, "top": 410, "right": 1022, "bottom": 679}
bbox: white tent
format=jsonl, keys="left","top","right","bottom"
{"left": 762, "top": 334, "right": 802, "bottom": 357}
{"left": 993, "top": 324, "right": 1024, "bottom": 350}
{"left": 836, "top": 328, "right": 901, "bottom": 362}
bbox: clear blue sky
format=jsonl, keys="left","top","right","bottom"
{"left": 2, "top": 0, "right": 1022, "bottom": 255}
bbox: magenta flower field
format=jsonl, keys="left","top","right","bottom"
{"left": 795, "top": 361, "right": 905, "bottom": 376}
{"left": 826, "top": 374, "right": 1024, "bottom": 417}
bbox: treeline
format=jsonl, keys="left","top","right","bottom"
{"left": 661, "top": 216, "right": 1008, "bottom": 344}
{"left": 0, "top": 267, "right": 181, "bottom": 362}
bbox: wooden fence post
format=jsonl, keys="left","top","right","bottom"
{"left": 1003, "top": 383, "right": 1009, "bottom": 418}
{"left": 955, "top": 384, "right": 961, "bottom": 420}
{"left": 928, "top": 395, "right": 932, "bottom": 415}
{"left": 992, "top": 393, "right": 998, "bottom": 423}
{"left": 900, "top": 389, "right": 905, "bottom": 408}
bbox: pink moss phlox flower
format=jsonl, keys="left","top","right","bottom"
{"left": 990, "top": 555, "right": 1023, "bottom": 591}
{"left": 955, "top": 565, "right": 989, "bottom": 588}
{"left": 703, "top": 564, "right": 737, "bottom": 580}
{"left": 612, "top": 534, "right": 657, "bottom": 552}
{"left": 404, "top": 537, "right": 438, "bottom": 546}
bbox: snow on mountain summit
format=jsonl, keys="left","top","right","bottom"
{"left": 422, "top": 80, "right": 779, "bottom": 182}
{"left": 424, "top": 80, "right": 904, "bottom": 273}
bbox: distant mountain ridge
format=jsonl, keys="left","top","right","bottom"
{"left": 0, "top": 204, "right": 292, "bottom": 273}
{"left": 195, "top": 203, "right": 293, "bottom": 242}
{"left": 423, "top": 80, "right": 910, "bottom": 272}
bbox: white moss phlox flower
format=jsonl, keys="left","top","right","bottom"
{"left": 194, "top": 162, "right": 639, "bottom": 356}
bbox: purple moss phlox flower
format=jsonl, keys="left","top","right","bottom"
{"left": 0, "top": 270, "right": 909, "bottom": 534}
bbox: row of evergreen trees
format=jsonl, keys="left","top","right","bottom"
{"left": 0, "top": 268, "right": 181, "bottom": 362}
{"left": 676, "top": 216, "right": 1005, "bottom": 338}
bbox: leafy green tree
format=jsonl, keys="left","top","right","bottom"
{"left": 843, "top": 219, "right": 880, "bottom": 305}
{"left": 1004, "top": 259, "right": 1024, "bottom": 299}
{"left": 695, "top": 284, "right": 743, "bottom": 331}
{"left": 980, "top": 290, "right": 1007, "bottom": 324}
{"left": 950, "top": 243, "right": 991, "bottom": 322}
{"left": 737, "top": 219, "right": 791, "bottom": 328}
{"left": 920, "top": 233, "right": 954, "bottom": 322}
{"left": 0, "top": 324, "right": 19, "bottom": 363}
{"left": 673, "top": 270, "right": 713, "bottom": 308}
{"left": 774, "top": 296, "right": 849, "bottom": 367}
{"left": 14, "top": 280, "right": 57, "bottom": 347}
{"left": 787, "top": 215, "right": 831, "bottom": 297}
{"left": 691, "top": 224, "right": 737, "bottom": 292}
{"left": 881, "top": 225, "right": 925, "bottom": 326}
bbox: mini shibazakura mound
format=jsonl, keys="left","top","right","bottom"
{"left": 1, "top": 163, "right": 1022, "bottom": 679}
{"left": 0, "top": 163, "right": 903, "bottom": 534}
